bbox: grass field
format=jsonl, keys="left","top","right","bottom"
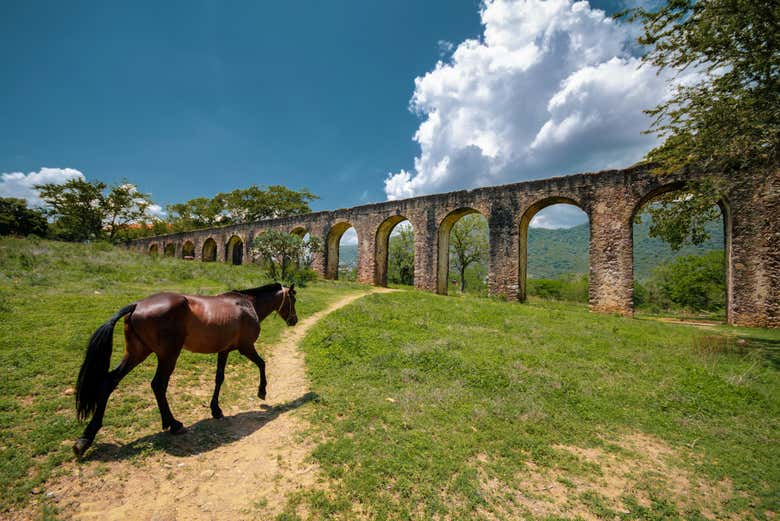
{"left": 288, "top": 291, "right": 779, "bottom": 520}
{"left": 0, "top": 237, "right": 365, "bottom": 511}
{"left": 1, "top": 237, "right": 778, "bottom": 520}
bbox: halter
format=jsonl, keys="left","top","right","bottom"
{"left": 276, "top": 288, "right": 290, "bottom": 316}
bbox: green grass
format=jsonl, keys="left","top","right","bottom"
{"left": 0, "top": 236, "right": 366, "bottom": 511}
{"left": 2, "top": 236, "right": 778, "bottom": 519}
{"left": 294, "top": 291, "right": 779, "bottom": 520}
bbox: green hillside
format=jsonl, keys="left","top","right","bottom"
{"left": 339, "top": 243, "right": 358, "bottom": 268}
{"left": 528, "top": 216, "right": 724, "bottom": 280}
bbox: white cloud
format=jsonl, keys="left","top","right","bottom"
{"left": 385, "top": 0, "right": 679, "bottom": 216}
{"left": 147, "top": 204, "right": 166, "bottom": 218}
{"left": 530, "top": 203, "right": 588, "bottom": 228}
{"left": 390, "top": 219, "right": 412, "bottom": 237}
{"left": 437, "top": 40, "right": 455, "bottom": 57}
{"left": 0, "top": 167, "right": 85, "bottom": 207}
{"left": 340, "top": 227, "right": 358, "bottom": 245}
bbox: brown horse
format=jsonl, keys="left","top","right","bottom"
{"left": 73, "top": 282, "right": 298, "bottom": 458}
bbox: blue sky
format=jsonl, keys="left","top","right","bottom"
{"left": 1, "top": 0, "right": 661, "bottom": 228}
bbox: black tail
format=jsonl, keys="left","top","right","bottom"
{"left": 75, "top": 303, "right": 137, "bottom": 421}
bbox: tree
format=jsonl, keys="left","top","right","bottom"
{"left": 388, "top": 225, "right": 415, "bottom": 286}
{"left": 37, "top": 179, "right": 106, "bottom": 241}
{"left": 252, "top": 231, "right": 322, "bottom": 280}
{"left": 166, "top": 185, "right": 318, "bottom": 231}
{"left": 449, "top": 214, "right": 488, "bottom": 292}
{"left": 222, "top": 185, "right": 318, "bottom": 223}
{"left": 104, "top": 183, "right": 153, "bottom": 242}
{"left": 166, "top": 196, "right": 226, "bottom": 232}
{"left": 651, "top": 250, "right": 725, "bottom": 310}
{"left": 624, "top": 0, "right": 779, "bottom": 249}
{"left": 36, "top": 178, "right": 156, "bottom": 243}
{"left": 0, "top": 198, "right": 48, "bottom": 237}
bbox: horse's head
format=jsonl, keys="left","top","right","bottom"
{"left": 277, "top": 284, "right": 298, "bottom": 326}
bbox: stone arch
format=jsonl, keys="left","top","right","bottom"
{"left": 202, "top": 238, "right": 217, "bottom": 262}
{"left": 149, "top": 244, "right": 159, "bottom": 256}
{"left": 181, "top": 241, "right": 195, "bottom": 260}
{"left": 518, "top": 197, "right": 588, "bottom": 302}
{"left": 374, "top": 215, "right": 413, "bottom": 286}
{"left": 290, "top": 226, "right": 307, "bottom": 237}
{"left": 631, "top": 182, "right": 732, "bottom": 320}
{"left": 163, "top": 243, "right": 176, "bottom": 257}
{"left": 289, "top": 226, "right": 319, "bottom": 270}
{"left": 325, "top": 221, "right": 357, "bottom": 280}
{"left": 225, "top": 235, "right": 244, "bottom": 265}
{"left": 437, "top": 208, "right": 487, "bottom": 295}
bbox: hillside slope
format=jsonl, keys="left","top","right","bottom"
{"left": 528, "top": 216, "right": 724, "bottom": 280}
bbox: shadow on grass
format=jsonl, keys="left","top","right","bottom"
{"left": 84, "top": 391, "right": 318, "bottom": 462}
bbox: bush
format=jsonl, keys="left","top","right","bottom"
{"left": 654, "top": 251, "right": 724, "bottom": 311}
{"left": 527, "top": 274, "right": 588, "bottom": 303}
{"left": 0, "top": 198, "right": 48, "bottom": 237}
{"left": 633, "top": 279, "right": 648, "bottom": 307}
{"left": 287, "top": 267, "right": 318, "bottom": 287}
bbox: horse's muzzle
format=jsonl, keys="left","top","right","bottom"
{"left": 287, "top": 316, "right": 298, "bottom": 326}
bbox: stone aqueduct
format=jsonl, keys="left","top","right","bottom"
{"left": 130, "top": 165, "right": 779, "bottom": 328}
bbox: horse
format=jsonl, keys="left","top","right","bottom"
{"left": 72, "top": 282, "right": 298, "bottom": 458}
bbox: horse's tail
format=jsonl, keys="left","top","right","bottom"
{"left": 75, "top": 303, "right": 137, "bottom": 421}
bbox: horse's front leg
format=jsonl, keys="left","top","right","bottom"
{"left": 210, "top": 350, "right": 229, "bottom": 418}
{"left": 151, "top": 349, "right": 185, "bottom": 434}
{"left": 238, "top": 344, "right": 267, "bottom": 400}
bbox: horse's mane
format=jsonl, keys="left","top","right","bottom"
{"left": 232, "top": 282, "right": 282, "bottom": 297}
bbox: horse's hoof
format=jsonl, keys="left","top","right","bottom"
{"left": 211, "top": 408, "right": 224, "bottom": 419}
{"left": 169, "top": 421, "right": 187, "bottom": 435}
{"left": 258, "top": 388, "right": 267, "bottom": 400}
{"left": 73, "top": 437, "right": 92, "bottom": 458}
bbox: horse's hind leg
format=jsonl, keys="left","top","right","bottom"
{"left": 210, "top": 351, "right": 229, "bottom": 418}
{"left": 74, "top": 340, "right": 150, "bottom": 456}
{"left": 238, "top": 343, "right": 267, "bottom": 400}
{"left": 151, "top": 348, "right": 185, "bottom": 434}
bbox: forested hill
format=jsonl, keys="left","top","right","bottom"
{"left": 339, "top": 215, "right": 724, "bottom": 281}
{"left": 526, "top": 217, "right": 724, "bottom": 280}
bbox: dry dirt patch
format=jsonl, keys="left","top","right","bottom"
{"left": 16, "top": 289, "right": 388, "bottom": 521}
{"left": 476, "top": 432, "right": 754, "bottom": 520}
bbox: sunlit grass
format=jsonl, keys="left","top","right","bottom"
{"left": 290, "top": 291, "right": 779, "bottom": 519}
{"left": 0, "top": 236, "right": 366, "bottom": 510}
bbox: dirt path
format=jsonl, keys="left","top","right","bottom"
{"left": 31, "top": 288, "right": 389, "bottom": 521}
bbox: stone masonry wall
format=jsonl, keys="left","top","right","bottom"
{"left": 128, "top": 165, "right": 779, "bottom": 328}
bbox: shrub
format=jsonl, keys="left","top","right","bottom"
{"left": 527, "top": 274, "right": 588, "bottom": 303}
{"left": 654, "top": 251, "right": 724, "bottom": 311}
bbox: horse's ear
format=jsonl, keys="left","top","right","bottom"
{"left": 289, "top": 283, "right": 295, "bottom": 293}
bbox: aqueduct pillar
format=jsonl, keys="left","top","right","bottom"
{"left": 588, "top": 185, "right": 635, "bottom": 315}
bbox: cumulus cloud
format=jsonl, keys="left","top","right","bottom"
{"left": 385, "top": 0, "right": 680, "bottom": 227}
{"left": 147, "top": 204, "right": 166, "bottom": 218}
{"left": 340, "top": 227, "right": 358, "bottom": 245}
{"left": 0, "top": 167, "right": 85, "bottom": 207}
{"left": 530, "top": 204, "right": 588, "bottom": 228}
